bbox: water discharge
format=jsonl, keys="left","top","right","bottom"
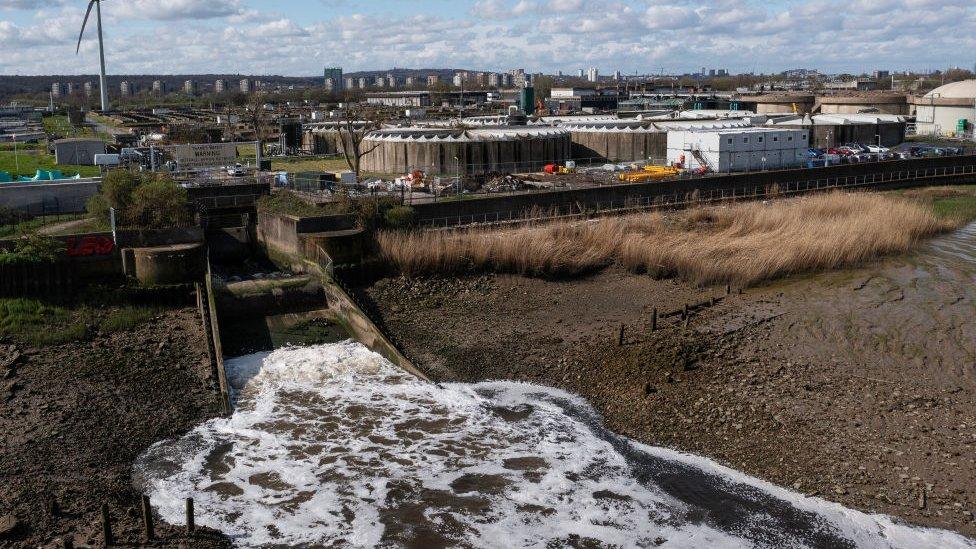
{"left": 134, "top": 342, "right": 975, "bottom": 548}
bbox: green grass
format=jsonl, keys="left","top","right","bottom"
{"left": 0, "top": 148, "right": 101, "bottom": 178}
{"left": 898, "top": 185, "right": 976, "bottom": 223}
{"left": 270, "top": 156, "right": 350, "bottom": 173}
{"left": 0, "top": 298, "right": 158, "bottom": 347}
{"left": 256, "top": 191, "right": 329, "bottom": 217}
{"left": 100, "top": 306, "right": 158, "bottom": 333}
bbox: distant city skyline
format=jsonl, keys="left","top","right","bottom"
{"left": 1, "top": 0, "right": 974, "bottom": 76}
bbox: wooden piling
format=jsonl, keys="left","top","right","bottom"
{"left": 62, "top": 536, "right": 73, "bottom": 549}
{"left": 141, "top": 495, "right": 154, "bottom": 541}
{"left": 651, "top": 308, "right": 658, "bottom": 332}
{"left": 682, "top": 303, "right": 689, "bottom": 320}
{"left": 185, "top": 497, "right": 195, "bottom": 533}
{"left": 618, "top": 324, "right": 625, "bottom": 346}
{"left": 100, "top": 503, "right": 112, "bottom": 547}
{"left": 726, "top": 284, "right": 731, "bottom": 295}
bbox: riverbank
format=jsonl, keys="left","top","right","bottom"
{"left": 361, "top": 221, "right": 976, "bottom": 538}
{"left": 0, "top": 305, "right": 229, "bottom": 547}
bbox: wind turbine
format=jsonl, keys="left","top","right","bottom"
{"left": 76, "top": 0, "right": 110, "bottom": 112}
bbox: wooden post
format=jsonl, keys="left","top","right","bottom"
{"left": 726, "top": 284, "right": 731, "bottom": 295}
{"left": 141, "top": 495, "right": 154, "bottom": 541}
{"left": 710, "top": 296, "right": 716, "bottom": 307}
{"left": 185, "top": 497, "right": 195, "bottom": 533}
{"left": 618, "top": 324, "right": 625, "bottom": 346}
{"left": 101, "top": 503, "right": 112, "bottom": 547}
{"left": 651, "top": 308, "right": 658, "bottom": 332}
{"left": 62, "top": 536, "right": 74, "bottom": 549}
{"left": 683, "top": 303, "right": 689, "bottom": 320}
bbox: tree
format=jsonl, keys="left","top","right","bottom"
{"left": 337, "top": 107, "right": 383, "bottom": 180}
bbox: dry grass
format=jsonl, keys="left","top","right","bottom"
{"left": 378, "top": 192, "right": 956, "bottom": 286}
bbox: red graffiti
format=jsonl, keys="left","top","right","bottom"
{"left": 65, "top": 235, "right": 115, "bottom": 257}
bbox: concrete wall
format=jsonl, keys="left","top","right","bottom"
{"left": 0, "top": 178, "right": 101, "bottom": 215}
{"left": 570, "top": 131, "right": 667, "bottom": 162}
{"left": 256, "top": 211, "right": 360, "bottom": 262}
{"left": 360, "top": 135, "right": 573, "bottom": 175}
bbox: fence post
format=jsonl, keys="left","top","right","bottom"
{"left": 101, "top": 503, "right": 112, "bottom": 547}
{"left": 185, "top": 497, "right": 195, "bottom": 533}
{"left": 141, "top": 495, "right": 154, "bottom": 540}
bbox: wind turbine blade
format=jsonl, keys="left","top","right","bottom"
{"left": 76, "top": 0, "right": 96, "bottom": 54}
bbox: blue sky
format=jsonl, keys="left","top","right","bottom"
{"left": 1, "top": 0, "right": 974, "bottom": 76}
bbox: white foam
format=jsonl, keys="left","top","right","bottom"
{"left": 134, "top": 342, "right": 976, "bottom": 548}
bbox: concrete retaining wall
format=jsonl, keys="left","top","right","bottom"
{"left": 0, "top": 178, "right": 102, "bottom": 215}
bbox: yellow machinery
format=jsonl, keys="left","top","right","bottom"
{"left": 618, "top": 165, "right": 680, "bottom": 183}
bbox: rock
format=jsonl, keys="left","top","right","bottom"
{"left": 0, "top": 514, "right": 20, "bottom": 538}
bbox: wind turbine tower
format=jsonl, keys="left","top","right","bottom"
{"left": 77, "top": 0, "right": 110, "bottom": 112}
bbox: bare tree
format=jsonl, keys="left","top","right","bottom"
{"left": 337, "top": 106, "right": 383, "bottom": 180}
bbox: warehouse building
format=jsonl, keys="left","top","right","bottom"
{"left": 912, "top": 80, "right": 976, "bottom": 137}
{"left": 667, "top": 128, "right": 809, "bottom": 173}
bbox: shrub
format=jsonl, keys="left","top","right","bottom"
{"left": 100, "top": 170, "right": 140, "bottom": 212}
{"left": 0, "top": 206, "right": 32, "bottom": 227}
{"left": 0, "top": 233, "right": 66, "bottom": 265}
{"left": 383, "top": 205, "right": 416, "bottom": 228}
{"left": 128, "top": 176, "right": 189, "bottom": 228}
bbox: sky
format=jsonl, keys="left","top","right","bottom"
{"left": 1, "top": 0, "right": 975, "bottom": 76}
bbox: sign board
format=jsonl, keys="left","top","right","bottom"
{"left": 162, "top": 143, "right": 238, "bottom": 172}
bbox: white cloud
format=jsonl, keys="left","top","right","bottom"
{"left": 1, "top": 0, "right": 974, "bottom": 76}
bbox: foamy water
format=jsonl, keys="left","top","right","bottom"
{"left": 134, "top": 342, "right": 975, "bottom": 548}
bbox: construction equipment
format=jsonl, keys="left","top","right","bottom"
{"left": 618, "top": 165, "right": 680, "bottom": 183}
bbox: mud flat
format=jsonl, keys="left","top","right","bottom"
{"left": 0, "top": 307, "right": 229, "bottom": 548}
{"left": 361, "top": 222, "right": 976, "bottom": 538}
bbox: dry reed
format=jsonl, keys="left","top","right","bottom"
{"left": 378, "top": 192, "right": 955, "bottom": 286}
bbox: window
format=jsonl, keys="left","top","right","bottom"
{"left": 744, "top": 137, "right": 749, "bottom": 143}
{"left": 788, "top": 136, "right": 793, "bottom": 141}
{"left": 773, "top": 137, "right": 779, "bottom": 142}
{"left": 758, "top": 137, "right": 764, "bottom": 142}
{"left": 727, "top": 138, "right": 733, "bottom": 144}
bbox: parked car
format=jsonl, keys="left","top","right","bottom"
{"left": 843, "top": 143, "right": 869, "bottom": 154}
{"left": 226, "top": 163, "right": 246, "bottom": 176}
{"left": 865, "top": 145, "right": 890, "bottom": 154}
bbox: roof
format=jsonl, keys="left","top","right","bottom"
{"left": 924, "top": 80, "right": 976, "bottom": 99}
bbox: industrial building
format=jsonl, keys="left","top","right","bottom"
{"left": 912, "top": 80, "right": 976, "bottom": 137}
{"left": 765, "top": 113, "right": 907, "bottom": 148}
{"left": 359, "top": 126, "right": 572, "bottom": 175}
{"left": 301, "top": 121, "right": 373, "bottom": 155}
{"left": 546, "top": 88, "right": 619, "bottom": 113}
{"left": 667, "top": 128, "right": 809, "bottom": 173}
{"left": 53, "top": 138, "right": 106, "bottom": 165}
{"left": 556, "top": 118, "right": 753, "bottom": 162}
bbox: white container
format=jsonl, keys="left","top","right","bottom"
{"left": 94, "top": 154, "right": 120, "bottom": 166}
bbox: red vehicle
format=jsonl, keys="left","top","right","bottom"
{"left": 828, "top": 147, "right": 854, "bottom": 156}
